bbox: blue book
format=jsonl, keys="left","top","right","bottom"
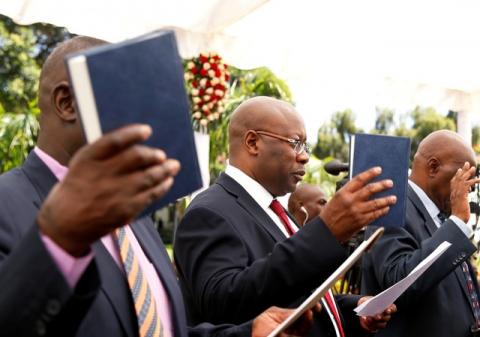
{"left": 65, "top": 30, "right": 202, "bottom": 215}
{"left": 349, "top": 133, "right": 410, "bottom": 227}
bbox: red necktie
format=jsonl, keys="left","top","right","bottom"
{"left": 270, "top": 199, "right": 345, "bottom": 337}
{"left": 269, "top": 199, "right": 296, "bottom": 236}
{"left": 324, "top": 290, "right": 345, "bottom": 337}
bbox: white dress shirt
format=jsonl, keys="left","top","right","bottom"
{"left": 409, "top": 180, "right": 472, "bottom": 238}
{"left": 225, "top": 165, "right": 298, "bottom": 237}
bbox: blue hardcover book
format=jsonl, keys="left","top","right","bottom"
{"left": 349, "top": 133, "right": 411, "bottom": 227}
{"left": 65, "top": 30, "right": 202, "bottom": 215}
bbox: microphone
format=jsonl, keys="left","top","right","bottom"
{"left": 324, "top": 159, "right": 349, "bottom": 176}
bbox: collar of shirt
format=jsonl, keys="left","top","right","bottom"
{"left": 34, "top": 147, "right": 68, "bottom": 181}
{"left": 225, "top": 164, "right": 275, "bottom": 211}
{"left": 408, "top": 180, "right": 442, "bottom": 227}
{"left": 225, "top": 165, "right": 298, "bottom": 237}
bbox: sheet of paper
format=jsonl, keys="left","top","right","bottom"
{"left": 354, "top": 241, "right": 451, "bottom": 316}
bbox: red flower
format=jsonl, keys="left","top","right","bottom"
{"left": 199, "top": 89, "right": 205, "bottom": 96}
{"left": 211, "top": 63, "right": 218, "bottom": 71}
{"left": 200, "top": 68, "right": 207, "bottom": 76}
{"left": 225, "top": 74, "right": 230, "bottom": 81}
{"left": 191, "top": 67, "right": 198, "bottom": 74}
{"left": 213, "top": 55, "right": 220, "bottom": 61}
{"left": 192, "top": 81, "right": 198, "bottom": 88}
{"left": 199, "top": 55, "right": 209, "bottom": 63}
{"left": 215, "top": 69, "right": 221, "bottom": 77}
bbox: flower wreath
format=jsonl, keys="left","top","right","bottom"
{"left": 184, "top": 52, "right": 230, "bottom": 132}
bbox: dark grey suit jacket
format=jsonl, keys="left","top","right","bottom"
{"left": 174, "top": 173, "right": 363, "bottom": 337}
{"left": 0, "top": 152, "right": 250, "bottom": 337}
{"left": 362, "top": 184, "right": 479, "bottom": 337}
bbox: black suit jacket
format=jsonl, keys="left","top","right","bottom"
{"left": 0, "top": 152, "right": 250, "bottom": 337}
{"left": 362, "top": 184, "right": 479, "bottom": 337}
{"left": 174, "top": 173, "right": 362, "bottom": 336}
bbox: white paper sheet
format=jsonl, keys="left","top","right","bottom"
{"left": 354, "top": 241, "right": 451, "bottom": 316}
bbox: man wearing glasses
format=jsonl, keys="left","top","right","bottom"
{"left": 174, "top": 96, "right": 397, "bottom": 337}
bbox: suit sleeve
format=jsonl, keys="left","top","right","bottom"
{"left": 0, "top": 211, "right": 100, "bottom": 337}
{"left": 174, "top": 206, "right": 346, "bottom": 324}
{"left": 362, "top": 220, "right": 476, "bottom": 308}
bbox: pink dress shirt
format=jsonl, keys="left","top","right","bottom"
{"left": 34, "top": 147, "right": 174, "bottom": 337}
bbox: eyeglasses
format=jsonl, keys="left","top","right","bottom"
{"left": 255, "top": 130, "right": 311, "bottom": 155}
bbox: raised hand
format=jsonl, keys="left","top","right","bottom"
{"left": 38, "top": 124, "right": 180, "bottom": 256}
{"left": 320, "top": 166, "right": 397, "bottom": 242}
{"left": 450, "top": 161, "right": 480, "bottom": 222}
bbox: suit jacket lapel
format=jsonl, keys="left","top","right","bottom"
{"left": 408, "top": 185, "right": 472, "bottom": 310}
{"left": 216, "top": 173, "right": 286, "bottom": 242}
{"left": 407, "top": 185, "right": 438, "bottom": 236}
{"left": 20, "top": 151, "right": 59, "bottom": 208}
{"left": 92, "top": 241, "right": 138, "bottom": 337}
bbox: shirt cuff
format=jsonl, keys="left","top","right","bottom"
{"left": 449, "top": 215, "right": 474, "bottom": 239}
{"left": 41, "top": 234, "right": 94, "bottom": 289}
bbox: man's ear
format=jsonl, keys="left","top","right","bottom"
{"left": 244, "top": 130, "right": 260, "bottom": 155}
{"left": 427, "top": 157, "right": 440, "bottom": 176}
{"left": 52, "top": 81, "right": 76, "bottom": 122}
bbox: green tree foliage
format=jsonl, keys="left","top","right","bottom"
{"left": 312, "top": 109, "right": 360, "bottom": 162}
{"left": 0, "top": 16, "right": 40, "bottom": 113}
{"left": 410, "top": 106, "right": 456, "bottom": 156}
{"left": 0, "top": 100, "right": 40, "bottom": 172}
{"left": 0, "top": 15, "right": 71, "bottom": 172}
{"left": 313, "top": 105, "right": 461, "bottom": 173}
{"left": 374, "top": 107, "right": 395, "bottom": 134}
{"left": 302, "top": 156, "right": 346, "bottom": 198}
{"left": 208, "top": 66, "right": 293, "bottom": 181}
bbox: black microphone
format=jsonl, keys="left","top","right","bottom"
{"left": 324, "top": 159, "right": 349, "bottom": 176}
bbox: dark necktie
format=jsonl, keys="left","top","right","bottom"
{"left": 116, "top": 227, "right": 163, "bottom": 337}
{"left": 437, "top": 212, "right": 480, "bottom": 328}
{"left": 270, "top": 199, "right": 345, "bottom": 337}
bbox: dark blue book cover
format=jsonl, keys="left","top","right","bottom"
{"left": 349, "top": 133, "right": 410, "bottom": 227}
{"left": 66, "top": 30, "right": 202, "bottom": 215}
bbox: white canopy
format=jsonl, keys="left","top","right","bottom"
{"left": 2, "top": 0, "right": 479, "bottom": 141}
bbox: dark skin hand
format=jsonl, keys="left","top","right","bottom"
{"left": 450, "top": 162, "right": 480, "bottom": 223}
{"left": 357, "top": 297, "right": 397, "bottom": 333}
{"left": 320, "top": 166, "right": 397, "bottom": 242}
{"left": 252, "top": 303, "right": 322, "bottom": 337}
{"left": 38, "top": 124, "right": 180, "bottom": 257}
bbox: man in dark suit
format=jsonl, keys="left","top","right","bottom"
{"left": 174, "top": 96, "right": 397, "bottom": 337}
{"left": 0, "top": 37, "right": 317, "bottom": 337}
{"left": 362, "top": 130, "right": 480, "bottom": 337}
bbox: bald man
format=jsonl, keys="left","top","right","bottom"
{"left": 362, "top": 130, "right": 480, "bottom": 337}
{"left": 174, "top": 96, "right": 397, "bottom": 336}
{"left": 288, "top": 183, "right": 328, "bottom": 226}
{"left": 0, "top": 38, "right": 317, "bottom": 337}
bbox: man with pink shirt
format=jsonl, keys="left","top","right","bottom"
{"left": 0, "top": 36, "right": 316, "bottom": 337}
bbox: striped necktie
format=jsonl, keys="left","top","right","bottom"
{"left": 269, "top": 200, "right": 345, "bottom": 337}
{"left": 116, "top": 227, "right": 163, "bottom": 337}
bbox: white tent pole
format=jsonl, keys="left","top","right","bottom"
{"left": 457, "top": 110, "right": 472, "bottom": 145}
